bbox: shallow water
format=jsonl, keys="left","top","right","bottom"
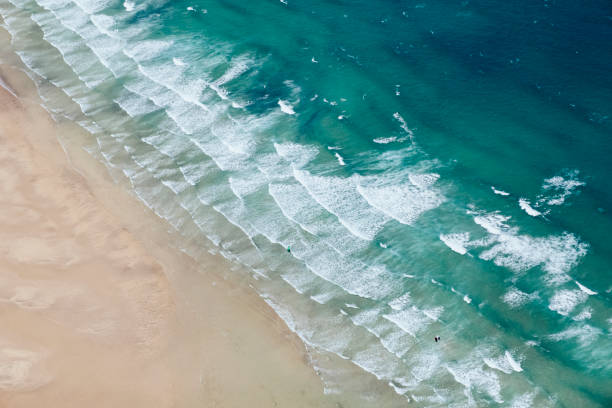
{"left": 0, "top": 0, "right": 610, "bottom": 406}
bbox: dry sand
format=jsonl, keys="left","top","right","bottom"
{"left": 0, "top": 62, "right": 341, "bottom": 407}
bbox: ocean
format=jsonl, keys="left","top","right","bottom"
{"left": 0, "top": 0, "right": 610, "bottom": 405}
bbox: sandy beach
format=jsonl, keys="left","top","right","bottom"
{"left": 0, "top": 63, "right": 340, "bottom": 407}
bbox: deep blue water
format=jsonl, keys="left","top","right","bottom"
{"left": 1, "top": 0, "right": 611, "bottom": 405}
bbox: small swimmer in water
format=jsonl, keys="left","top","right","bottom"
{"left": 434, "top": 336, "right": 440, "bottom": 342}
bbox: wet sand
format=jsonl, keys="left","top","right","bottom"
{"left": 0, "top": 62, "right": 340, "bottom": 407}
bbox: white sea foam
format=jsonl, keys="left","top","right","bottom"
{"left": 373, "top": 136, "right": 398, "bottom": 144}
{"left": 518, "top": 198, "right": 541, "bottom": 217}
{"left": 123, "top": 0, "right": 134, "bottom": 11}
{"left": 191, "top": 137, "right": 249, "bottom": 172}
{"left": 310, "top": 291, "right": 336, "bottom": 305}
{"left": 575, "top": 281, "right": 597, "bottom": 295}
{"left": 294, "top": 170, "right": 389, "bottom": 241}
{"left": 548, "top": 289, "right": 588, "bottom": 316}
{"left": 89, "top": 14, "right": 120, "bottom": 39}
{"left": 268, "top": 181, "right": 367, "bottom": 256}
{"left": 423, "top": 306, "right": 443, "bottom": 321}
{"left": 548, "top": 324, "right": 601, "bottom": 346}
{"left": 71, "top": 0, "right": 113, "bottom": 14}
{"left": 408, "top": 352, "right": 441, "bottom": 383}
{"left": 446, "top": 359, "right": 503, "bottom": 404}
{"left": 502, "top": 287, "right": 538, "bottom": 308}
{"left": 132, "top": 63, "right": 209, "bottom": 112}
{"left": 214, "top": 57, "right": 252, "bottom": 86}
{"left": 483, "top": 354, "right": 514, "bottom": 375}
{"left": 504, "top": 350, "right": 523, "bottom": 372}
{"left": 228, "top": 175, "right": 266, "bottom": 198}
{"left": 114, "top": 88, "right": 161, "bottom": 117}
{"left": 202, "top": 56, "right": 252, "bottom": 102}
{"left": 392, "top": 112, "right": 413, "bottom": 142}
{"left": 278, "top": 99, "right": 295, "bottom": 114}
{"left": 440, "top": 232, "right": 470, "bottom": 255}
{"left": 508, "top": 392, "right": 536, "bottom": 408}
{"left": 572, "top": 307, "right": 592, "bottom": 321}
{"left": 212, "top": 118, "right": 259, "bottom": 156}
{"left": 279, "top": 269, "right": 317, "bottom": 295}
{"left": 141, "top": 132, "right": 194, "bottom": 162}
{"left": 267, "top": 182, "right": 324, "bottom": 236}
{"left": 301, "top": 246, "right": 394, "bottom": 299}
{"left": 388, "top": 292, "right": 411, "bottom": 311}
{"left": 334, "top": 152, "right": 346, "bottom": 166}
{"left": 274, "top": 142, "right": 318, "bottom": 169}
{"left": 357, "top": 174, "right": 443, "bottom": 225}
{"left": 473, "top": 211, "right": 511, "bottom": 235}
{"left": 471, "top": 211, "right": 588, "bottom": 284}
{"left": 383, "top": 306, "right": 433, "bottom": 337}
{"left": 408, "top": 173, "right": 440, "bottom": 188}
{"left": 540, "top": 170, "right": 585, "bottom": 206}
{"left": 123, "top": 40, "right": 173, "bottom": 62}
{"left": 491, "top": 186, "right": 510, "bottom": 196}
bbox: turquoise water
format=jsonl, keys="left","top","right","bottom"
{"left": 1, "top": 0, "right": 611, "bottom": 405}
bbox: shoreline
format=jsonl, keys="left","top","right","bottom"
{"left": 0, "top": 61, "right": 342, "bottom": 406}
